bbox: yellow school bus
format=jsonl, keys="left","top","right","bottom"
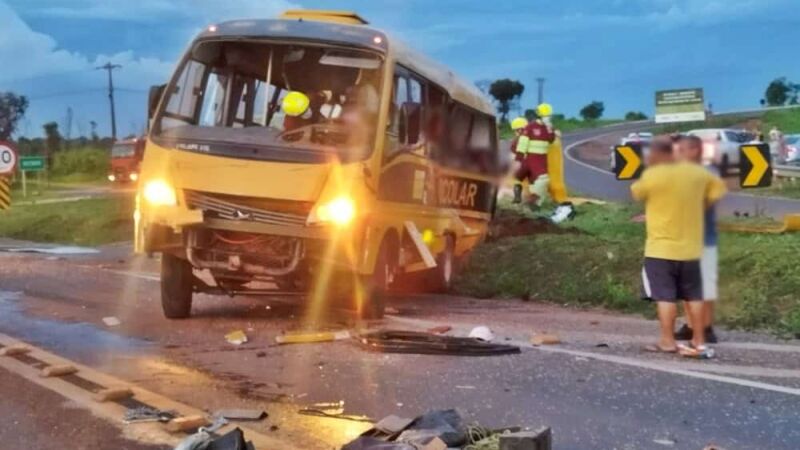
{"left": 136, "top": 10, "right": 500, "bottom": 319}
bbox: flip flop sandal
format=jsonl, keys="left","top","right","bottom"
{"left": 643, "top": 344, "right": 678, "bottom": 354}
{"left": 678, "top": 343, "right": 716, "bottom": 359}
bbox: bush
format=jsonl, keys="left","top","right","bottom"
{"left": 50, "top": 147, "right": 109, "bottom": 179}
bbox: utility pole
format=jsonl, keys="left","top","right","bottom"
{"left": 536, "top": 77, "right": 546, "bottom": 105}
{"left": 96, "top": 63, "right": 122, "bottom": 141}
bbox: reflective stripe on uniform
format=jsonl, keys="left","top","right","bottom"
{"left": 526, "top": 140, "right": 550, "bottom": 154}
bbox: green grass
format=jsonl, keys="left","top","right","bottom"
{"left": 750, "top": 176, "right": 800, "bottom": 199}
{"left": 651, "top": 114, "right": 755, "bottom": 134}
{"left": 498, "top": 118, "right": 625, "bottom": 140}
{"left": 761, "top": 108, "right": 800, "bottom": 134}
{"left": 0, "top": 197, "right": 133, "bottom": 246}
{"left": 455, "top": 202, "right": 800, "bottom": 336}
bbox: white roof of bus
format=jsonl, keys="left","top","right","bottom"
{"left": 204, "top": 18, "right": 495, "bottom": 116}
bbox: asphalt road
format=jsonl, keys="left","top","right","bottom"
{"left": 1, "top": 241, "right": 799, "bottom": 450}
{"left": 560, "top": 124, "right": 800, "bottom": 219}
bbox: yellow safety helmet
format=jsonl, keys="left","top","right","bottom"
{"left": 510, "top": 117, "right": 528, "bottom": 130}
{"left": 282, "top": 91, "right": 310, "bottom": 117}
{"left": 536, "top": 103, "right": 553, "bottom": 118}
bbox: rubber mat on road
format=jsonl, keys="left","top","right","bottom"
{"left": 359, "top": 330, "right": 520, "bottom": 356}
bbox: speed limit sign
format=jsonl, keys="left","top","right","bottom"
{"left": 0, "top": 141, "right": 18, "bottom": 175}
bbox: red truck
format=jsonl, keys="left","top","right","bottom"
{"left": 108, "top": 138, "right": 144, "bottom": 183}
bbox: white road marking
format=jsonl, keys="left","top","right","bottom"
{"left": 563, "top": 131, "right": 625, "bottom": 175}
{"left": 385, "top": 314, "right": 800, "bottom": 396}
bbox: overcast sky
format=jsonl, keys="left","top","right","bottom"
{"left": 2, "top": 0, "right": 799, "bottom": 138}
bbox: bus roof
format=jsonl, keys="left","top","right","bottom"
{"left": 200, "top": 18, "right": 495, "bottom": 116}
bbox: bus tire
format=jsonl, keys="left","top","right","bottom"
{"left": 360, "top": 240, "right": 392, "bottom": 320}
{"left": 161, "top": 253, "right": 194, "bottom": 319}
{"left": 427, "top": 234, "right": 455, "bottom": 293}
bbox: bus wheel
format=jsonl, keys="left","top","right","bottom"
{"left": 360, "top": 240, "right": 392, "bottom": 320}
{"left": 427, "top": 234, "right": 455, "bottom": 293}
{"left": 161, "top": 253, "right": 194, "bottom": 319}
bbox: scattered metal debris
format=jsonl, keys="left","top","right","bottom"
{"left": 298, "top": 400, "right": 372, "bottom": 423}
{"left": 123, "top": 406, "right": 176, "bottom": 424}
{"left": 215, "top": 409, "right": 267, "bottom": 421}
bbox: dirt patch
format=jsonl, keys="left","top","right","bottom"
{"left": 489, "top": 210, "right": 576, "bottom": 240}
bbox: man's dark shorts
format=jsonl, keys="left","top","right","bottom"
{"left": 641, "top": 257, "right": 703, "bottom": 302}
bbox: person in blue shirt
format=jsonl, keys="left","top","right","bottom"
{"left": 674, "top": 136, "right": 720, "bottom": 344}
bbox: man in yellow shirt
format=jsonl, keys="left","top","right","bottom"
{"left": 631, "top": 138, "right": 726, "bottom": 358}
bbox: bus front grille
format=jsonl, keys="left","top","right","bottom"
{"left": 184, "top": 190, "right": 308, "bottom": 227}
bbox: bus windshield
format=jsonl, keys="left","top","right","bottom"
{"left": 154, "top": 40, "right": 383, "bottom": 162}
{"left": 111, "top": 143, "right": 135, "bottom": 158}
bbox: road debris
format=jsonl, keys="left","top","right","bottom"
{"left": 4, "top": 246, "right": 100, "bottom": 255}
{"left": 166, "top": 415, "right": 210, "bottom": 433}
{"left": 275, "top": 330, "right": 350, "bottom": 345}
{"left": 652, "top": 437, "right": 677, "bottom": 446}
{"left": 225, "top": 330, "right": 248, "bottom": 345}
{"left": 360, "top": 330, "right": 520, "bottom": 356}
{"left": 123, "top": 406, "right": 176, "bottom": 424}
{"left": 498, "top": 427, "right": 552, "bottom": 450}
{"left": 468, "top": 326, "right": 495, "bottom": 342}
{"left": 298, "top": 400, "right": 372, "bottom": 423}
{"left": 0, "top": 344, "right": 30, "bottom": 356}
{"left": 94, "top": 387, "right": 133, "bottom": 402}
{"left": 426, "top": 325, "right": 452, "bottom": 334}
{"left": 215, "top": 408, "right": 267, "bottom": 421}
{"left": 173, "top": 426, "right": 253, "bottom": 450}
{"left": 102, "top": 316, "right": 121, "bottom": 327}
{"left": 530, "top": 334, "right": 560, "bottom": 346}
{"left": 455, "top": 385, "right": 476, "bottom": 390}
{"left": 40, "top": 364, "right": 78, "bottom": 377}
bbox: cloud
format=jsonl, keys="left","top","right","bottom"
{"left": 0, "top": 1, "right": 172, "bottom": 85}
{"left": 11, "top": 0, "right": 299, "bottom": 22}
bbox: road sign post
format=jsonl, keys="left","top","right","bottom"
{"left": 0, "top": 141, "right": 18, "bottom": 210}
{"left": 18, "top": 156, "right": 46, "bottom": 198}
{"left": 739, "top": 143, "right": 772, "bottom": 188}
{"left": 613, "top": 144, "right": 643, "bottom": 180}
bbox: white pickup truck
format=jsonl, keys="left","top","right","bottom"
{"left": 687, "top": 128, "right": 759, "bottom": 176}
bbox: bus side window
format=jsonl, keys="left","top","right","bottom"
{"left": 426, "top": 85, "right": 447, "bottom": 158}
{"left": 385, "top": 73, "right": 408, "bottom": 158}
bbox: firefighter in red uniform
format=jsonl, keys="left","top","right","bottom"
{"left": 509, "top": 117, "right": 528, "bottom": 203}
{"left": 515, "top": 111, "right": 555, "bottom": 208}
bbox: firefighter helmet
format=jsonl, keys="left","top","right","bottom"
{"left": 510, "top": 117, "right": 528, "bottom": 130}
{"left": 537, "top": 103, "right": 553, "bottom": 118}
{"left": 282, "top": 91, "right": 310, "bottom": 117}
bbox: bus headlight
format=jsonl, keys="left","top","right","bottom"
{"left": 129, "top": 172, "right": 139, "bottom": 182}
{"left": 143, "top": 180, "right": 176, "bottom": 206}
{"left": 315, "top": 196, "right": 356, "bottom": 226}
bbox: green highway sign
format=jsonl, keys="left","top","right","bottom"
{"left": 19, "top": 156, "right": 46, "bottom": 172}
{"left": 655, "top": 88, "right": 706, "bottom": 124}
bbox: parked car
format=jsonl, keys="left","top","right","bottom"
{"left": 686, "top": 128, "right": 758, "bottom": 176}
{"left": 785, "top": 134, "right": 800, "bottom": 163}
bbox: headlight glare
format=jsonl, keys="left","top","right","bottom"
{"left": 143, "top": 180, "right": 176, "bottom": 206}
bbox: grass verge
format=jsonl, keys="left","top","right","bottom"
{"left": 499, "top": 118, "right": 625, "bottom": 140}
{"left": 455, "top": 202, "right": 800, "bottom": 337}
{"left": 0, "top": 197, "right": 133, "bottom": 246}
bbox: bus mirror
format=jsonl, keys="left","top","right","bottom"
{"left": 148, "top": 84, "right": 167, "bottom": 121}
{"left": 400, "top": 102, "right": 422, "bottom": 145}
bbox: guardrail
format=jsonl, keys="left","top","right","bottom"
{"left": 774, "top": 164, "right": 800, "bottom": 178}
